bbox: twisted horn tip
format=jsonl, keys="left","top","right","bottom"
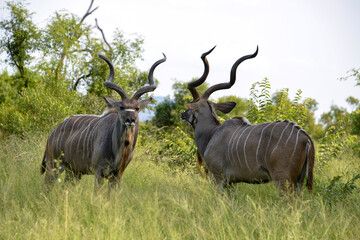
{"left": 253, "top": 45, "right": 259, "bottom": 57}
{"left": 201, "top": 45, "right": 216, "bottom": 58}
{"left": 162, "top": 53, "right": 167, "bottom": 60}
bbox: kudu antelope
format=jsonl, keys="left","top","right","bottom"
{"left": 41, "top": 53, "right": 166, "bottom": 189}
{"left": 181, "top": 46, "right": 314, "bottom": 193}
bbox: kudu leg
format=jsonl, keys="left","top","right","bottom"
{"left": 108, "top": 152, "right": 135, "bottom": 189}
{"left": 196, "top": 150, "right": 208, "bottom": 177}
{"left": 43, "top": 157, "right": 59, "bottom": 190}
{"left": 64, "top": 168, "right": 82, "bottom": 185}
{"left": 44, "top": 171, "right": 58, "bottom": 190}
{"left": 108, "top": 175, "right": 121, "bottom": 190}
{"left": 221, "top": 179, "right": 230, "bottom": 190}
{"left": 294, "top": 156, "right": 309, "bottom": 193}
{"left": 93, "top": 169, "right": 105, "bottom": 192}
{"left": 273, "top": 177, "right": 296, "bottom": 194}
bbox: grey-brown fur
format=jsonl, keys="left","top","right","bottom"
{"left": 41, "top": 53, "right": 166, "bottom": 189}
{"left": 181, "top": 46, "right": 314, "bottom": 193}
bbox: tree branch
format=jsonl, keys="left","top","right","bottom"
{"left": 95, "top": 18, "right": 112, "bottom": 52}
{"left": 79, "top": 0, "right": 98, "bottom": 25}
{"left": 72, "top": 73, "right": 91, "bottom": 91}
{"left": 54, "top": 0, "right": 98, "bottom": 82}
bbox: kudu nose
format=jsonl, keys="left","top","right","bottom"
{"left": 181, "top": 112, "right": 186, "bottom": 120}
{"left": 125, "top": 117, "right": 136, "bottom": 127}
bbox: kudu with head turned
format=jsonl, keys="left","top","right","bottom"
{"left": 41, "top": 53, "right": 166, "bottom": 189}
{"left": 181, "top": 46, "right": 314, "bottom": 193}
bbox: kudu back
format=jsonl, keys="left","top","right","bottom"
{"left": 41, "top": 53, "right": 166, "bottom": 189}
{"left": 181, "top": 46, "right": 314, "bottom": 193}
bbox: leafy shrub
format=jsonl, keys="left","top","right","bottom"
{"left": 247, "top": 78, "right": 310, "bottom": 127}
{"left": 0, "top": 81, "right": 84, "bottom": 135}
{"left": 321, "top": 174, "right": 360, "bottom": 205}
{"left": 138, "top": 124, "right": 197, "bottom": 171}
{"left": 317, "top": 118, "right": 359, "bottom": 168}
{"left": 80, "top": 93, "right": 107, "bottom": 115}
{"left": 350, "top": 109, "right": 360, "bottom": 135}
{"left": 160, "top": 127, "right": 197, "bottom": 169}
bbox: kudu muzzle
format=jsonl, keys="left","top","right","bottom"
{"left": 181, "top": 109, "right": 195, "bottom": 126}
{"left": 122, "top": 109, "right": 137, "bottom": 128}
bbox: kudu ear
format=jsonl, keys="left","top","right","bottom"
{"left": 213, "top": 102, "right": 236, "bottom": 114}
{"left": 139, "top": 98, "right": 153, "bottom": 110}
{"left": 102, "top": 96, "right": 117, "bottom": 108}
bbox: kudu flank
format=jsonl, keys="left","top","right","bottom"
{"left": 181, "top": 46, "right": 314, "bottom": 193}
{"left": 41, "top": 53, "right": 166, "bottom": 189}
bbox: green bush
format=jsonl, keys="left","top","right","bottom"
{"left": 0, "top": 81, "right": 84, "bottom": 135}
{"left": 321, "top": 174, "right": 360, "bottom": 205}
{"left": 317, "top": 118, "right": 359, "bottom": 169}
{"left": 138, "top": 123, "right": 197, "bottom": 171}
{"left": 247, "top": 78, "right": 310, "bottom": 126}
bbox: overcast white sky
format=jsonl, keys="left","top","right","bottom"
{"left": 1, "top": 0, "right": 359, "bottom": 120}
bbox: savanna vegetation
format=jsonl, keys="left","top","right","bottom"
{"left": 1, "top": 1, "right": 359, "bottom": 239}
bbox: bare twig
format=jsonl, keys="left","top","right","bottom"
{"left": 79, "top": 0, "right": 98, "bottom": 25}
{"left": 95, "top": 18, "right": 112, "bottom": 52}
{"left": 72, "top": 73, "right": 91, "bottom": 90}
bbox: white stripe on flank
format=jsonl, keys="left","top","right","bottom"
{"left": 270, "top": 122, "right": 291, "bottom": 156}
{"left": 56, "top": 117, "right": 71, "bottom": 153}
{"left": 230, "top": 125, "right": 247, "bottom": 166}
{"left": 235, "top": 126, "right": 251, "bottom": 168}
{"left": 255, "top": 122, "right": 274, "bottom": 166}
{"left": 227, "top": 122, "right": 245, "bottom": 166}
{"left": 229, "top": 124, "right": 245, "bottom": 165}
{"left": 264, "top": 121, "right": 282, "bottom": 163}
{"left": 68, "top": 117, "right": 82, "bottom": 139}
{"left": 289, "top": 129, "right": 301, "bottom": 162}
{"left": 285, "top": 124, "right": 296, "bottom": 146}
{"left": 82, "top": 118, "right": 99, "bottom": 159}
{"left": 306, "top": 139, "right": 311, "bottom": 176}
{"left": 88, "top": 111, "right": 114, "bottom": 152}
{"left": 68, "top": 117, "right": 89, "bottom": 155}
{"left": 47, "top": 128, "right": 56, "bottom": 148}
{"left": 243, "top": 125, "right": 259, "bottom": 171}
{"left": 51, "top": 124, "right": 60, "bottom": 152}
{"left": 76, "top": 117, "right": 95, "bottom": 155}
{"left": 89, "top": 119, "right": 102, "bottom": 150}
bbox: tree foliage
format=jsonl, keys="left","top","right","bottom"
{"left": 0, "top": 81, "right": 83, "bottom": 135}
{"left": 317, "top": 72, "right": 360, "bottom": 163}
{"left": 0, "top": 0, "right": 148, "bottom": 135}
{"left": 153, "top": 80, "right": 209, "bottom": 128}
{"left": 320, "top": 96, "right": 360, "bottom": 136}
{"left": 217, "top": 95, "right": 249, "bottom": 119}
{"left": 339, "top": 67, "right": 360, "bottom": 86}
{"left": 337, "top": 68, "right": 360, "bottom": 136}
{"left": 0, "top": 0, "right": 40, "bottom": 92}
{"left": 247, "top": 78, "right": 323, "bottom": 138}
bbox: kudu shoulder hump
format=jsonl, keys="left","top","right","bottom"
{"left": 232, "top": 117, "right": 252, "bottom": 126}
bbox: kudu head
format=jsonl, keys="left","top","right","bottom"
{"left": 181, "top": 46, "right": 258, "bottom": 127}
{"left": 99, "top": 53, "right": 166, "bottom": 127}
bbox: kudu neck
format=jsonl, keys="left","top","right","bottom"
{"left": 193, "top": 107, "right": 220, "bottom": 156}
{"left": 113, "top": 119, "right": 139, "bottom": 150}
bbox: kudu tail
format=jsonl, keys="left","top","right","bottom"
{"left": 40, "top": 153, "right": 46, "bottom": 174}
{"left": 306, "top": 139, "right": 315, "bottom": 192}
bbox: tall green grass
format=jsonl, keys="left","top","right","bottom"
{"left": 1, "top": 133, "right": 359, "bottom": 239}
